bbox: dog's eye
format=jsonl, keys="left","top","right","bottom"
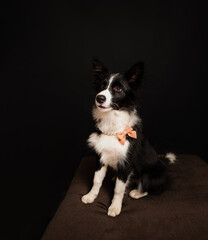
{"left": 113, "top": 85, "right": 122, "bottom": 93}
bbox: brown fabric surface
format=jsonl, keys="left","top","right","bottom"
{"left": 42, "top": 155, "right": 208, "bottom": 240}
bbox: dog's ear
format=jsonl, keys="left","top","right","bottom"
{"left": 92, "top": 59, "right": 108, "bottom": 87}
{"left": 124, "top": 62, "right": 144, "bottom": 88}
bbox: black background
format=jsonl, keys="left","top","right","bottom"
{"left": 1, "top": 0, "right": 207, "bottom": 239}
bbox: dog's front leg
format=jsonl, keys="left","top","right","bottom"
{"left": 108, "top": 177, "right": 126, "bottom": 217}
{"left": 81, "top": 165, "right": 107, "bottom": 204}
{"left": 108, "top": 163, "right": 131, "bottom": 217}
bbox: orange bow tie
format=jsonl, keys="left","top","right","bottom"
{"left": 116, "top": 126, "right": 137, "bottom": 145}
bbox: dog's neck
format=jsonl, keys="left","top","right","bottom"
{"left": 92, "top": 107, "right": 140, "bottom": 134}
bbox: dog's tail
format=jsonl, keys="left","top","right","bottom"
{"left": 165, "top": 152, "right": 176, "bottom": 164}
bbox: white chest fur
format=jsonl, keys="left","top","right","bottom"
{"left": 88, "top": 133, "right": 130, "bottom": 169}
{"left": 88, "top": 108, "right": 140, "bottom": 169}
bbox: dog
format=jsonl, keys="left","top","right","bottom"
{"left": 81, "top": 59, "right": 176, "bottom": 217}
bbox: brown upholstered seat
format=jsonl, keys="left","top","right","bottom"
{"left": 42, "top": 155, "right": 208, "bottom": 240}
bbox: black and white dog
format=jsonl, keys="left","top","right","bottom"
{"left": 81, "top": 59, "right": 176, "bottom": 217}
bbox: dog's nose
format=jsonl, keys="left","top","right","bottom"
{"left": 96, "top": 95, "right": 106, "bottom": 104}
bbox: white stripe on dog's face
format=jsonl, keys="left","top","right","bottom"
{"left": 97, "top": 88, "right": 112, "bottom": 108}
{"left": 95, "top": 74, "right": 118, "bottom": 112}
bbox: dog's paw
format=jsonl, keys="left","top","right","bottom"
{"left": 107, "top": 204, "right": 121, "bottom": 217}
{"left": 81, "top": 193, "right": 96, "bottom": 204}
{"left": 129, "top": 189, "right": 148, "bottom": 199}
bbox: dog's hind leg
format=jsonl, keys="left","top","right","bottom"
{"left": 129, "top": 182, "right": 148, "bottom": 199}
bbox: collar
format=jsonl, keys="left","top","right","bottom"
{"left": 99, "top": 125, "right": 137, "bottom": 145}
{"left": 101, "top": 130, "right": 117, "bottom": 136}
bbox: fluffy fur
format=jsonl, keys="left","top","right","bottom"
{"left": 81, "top": 59, "right": 176, "bottom": 217}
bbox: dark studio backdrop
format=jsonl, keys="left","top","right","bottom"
{"left": 1, "top": 0, "right": 207, "bottom": 239}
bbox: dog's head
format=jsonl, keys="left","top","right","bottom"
{"left": 92, "top": 59, "right": 144, "bottom": 112}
